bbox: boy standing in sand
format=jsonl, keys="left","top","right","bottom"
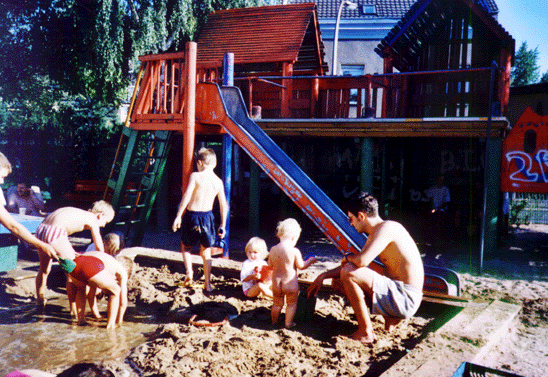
{"left": 268, "top": 218, "right": 317, "bottom": 328}
{"left": 172, "top": 147, "right": 228, "bottom": 292}
{"left": 35, "top": 200, "right": 115, "bottom": 307}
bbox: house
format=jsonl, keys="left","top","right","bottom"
{"left": 289, "top": 0, "right": 501, "bottom": 76}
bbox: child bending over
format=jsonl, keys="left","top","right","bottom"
{"left": 85, "top": 232, "right": 125, "bottom": 256}
{"left": 70, "top": 251, "right": 129, "bottom": 330}
{"left": 240, "top": 237, "right": 272, "bottom": 298}
{"left": 268, "top": 218, "right": 316, "bottom": 328}
{"left": 80, "top": 232, "right": 126, "bottom": 319}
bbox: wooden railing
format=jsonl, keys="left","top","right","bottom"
{"left": 236, "top": 67, "right": 501, "bottom": 120}
{"left": 131, "top": 51, "right": 503, "bottom": 125}
{"left": 130, "top": 51, "right": 222, "bottom": 129}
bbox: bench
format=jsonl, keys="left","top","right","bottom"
{"left": 63, "top": 180, "right": 112, "bottom": 208}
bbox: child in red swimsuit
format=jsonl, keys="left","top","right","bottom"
{"left": 68, "top": 251, "right": 129, "bottom": 330}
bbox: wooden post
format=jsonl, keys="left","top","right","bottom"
{"left": 310, "top": 75, "right": 319, "bottom": 117}
{"left": 382, "top": 54, "right": 393, "bottom": 118}
{"left": 182, "top": 42, "right": 197, "bottom": 191}
{"left": 222, "top": 52, "right": 234, "bottom": 258}
{"left": 249, "top": 161, "right": 260, "bottom": 236}
{"left": 360, "top": 138, "right": 374, "bottom": 193}
{"left": 281, "top": 62, "right": 293, "bottom": 118}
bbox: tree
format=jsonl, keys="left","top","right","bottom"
{"left": 511, "top": 41, "right": 540, "bottom": 86}
{"left": 540, "top": 71, "right": 548, "bottom": 84}
{"left": 0, "top": 0, "right": 266, "bottom": 192}
{"left": 1, "top": 0, "right": 266, "bottom": 106}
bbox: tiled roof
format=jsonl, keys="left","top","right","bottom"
{"left": 289, "top": 0, "right": 416, "bottom": 19}
{"left": 289, "top": 0, "right": 498, "bottom": 19}
{"left": 197, "top": 3, "right": 324, "bottom": 70}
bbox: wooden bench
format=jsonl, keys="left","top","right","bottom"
{"left": 63, "top": 180, "right": 111, "bottom": 208}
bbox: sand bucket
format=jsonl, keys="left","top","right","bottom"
{"left": 295, "top": 290, "right": 316, "bottom": 322}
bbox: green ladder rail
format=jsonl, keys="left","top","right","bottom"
{"left": 104, "top": 127, "right": 172, "bottom": 246}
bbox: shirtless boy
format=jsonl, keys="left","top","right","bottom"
{"left": 70, "top": 251, "right": 128, "bottom": 330}
{"left": 268, "top": 218, "right": 316, "bottom": 328}
{"left": 307, "top": 193, "right": 424, "bottom": 343}
{"left": 35, "top": 200, "right": 115, "bottom": 307}
{"left": 172, "top": 147, "right": 228, "bottom": 292}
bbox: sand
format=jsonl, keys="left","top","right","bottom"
{"left": 120, "top": 225, "right": 548, "bottom": 377}
{"left": 2, "top": 224, "right": 548, "bottom": 376}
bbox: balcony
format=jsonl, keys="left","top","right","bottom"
{"left": 129, "top": 51, "right": 509, "bottom": 138}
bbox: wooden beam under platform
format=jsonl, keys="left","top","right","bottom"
{"left": 256, "top": 117, "right": 510, "bottom": 138}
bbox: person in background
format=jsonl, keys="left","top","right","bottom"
{"left": 425, "top": 175, "right": 450, "bottom": 248}
{"left": 7, "top": 181, "right": 45, "bottom": 216}
{"left": 0, "top": 152, "right": 57, "bottom": 263}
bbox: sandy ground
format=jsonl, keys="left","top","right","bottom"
{"left": 2, "top": 224, "right": 548, "bottom": 376}
{"left": 122, "top": 224, "right": 548, "bottom": 377}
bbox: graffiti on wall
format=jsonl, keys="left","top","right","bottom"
{"left": 501, "top": 107, "right": 548, "bottom": 193}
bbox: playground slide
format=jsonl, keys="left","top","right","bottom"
{"left": 198, "top": 83, "right": 460, "bottom": 296}
{"left": 217, "top": 85, "right": 366, "bottom": 255}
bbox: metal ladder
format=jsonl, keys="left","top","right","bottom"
{"left": 104, "top": 127, "right": 171, "bottom": 246}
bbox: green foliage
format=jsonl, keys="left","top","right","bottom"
{"left": 0, "top": 0, "right": 265, "bottom": 197}
{"left": 509, "top": 197, "right": 530, "bottom": 229}
{"left": 1, "top": 0, "right": 267, "bottom": 104}
{"left": 0, "top": 74, "right": 119, "bottom": 197}
{"left": 540, "top": 71, "right": 548, "bottom": 84}
{"left": 511, "top": 41, "right": 540, "bottom": 86}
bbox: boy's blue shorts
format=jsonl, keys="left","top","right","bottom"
{"left": 180, "top": 210, "right": 216, "bottom": 252}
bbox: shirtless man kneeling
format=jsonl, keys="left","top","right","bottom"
{"left": 308, "top": 193, "right": 424, "bottom": 343}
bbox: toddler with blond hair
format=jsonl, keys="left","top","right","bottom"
{"left": 240, "top": 236, "right": 272, "bottom": 298}
{"left": 268, "top": 218, "right": 316, "bottom": 328}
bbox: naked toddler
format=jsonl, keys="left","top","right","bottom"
{"left": 268, "top": 218, "right": 316, "bottom": 328}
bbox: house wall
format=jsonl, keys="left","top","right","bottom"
{"left": 324, "top": 40, "right": 385, "bottom": 75}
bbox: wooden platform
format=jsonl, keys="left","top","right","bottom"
{"left": 382, "top": 299, "right": 521, "bottom": 377}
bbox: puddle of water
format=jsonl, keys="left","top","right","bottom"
{"left": 0, "top": 295, "right": 158, "bottom": 376}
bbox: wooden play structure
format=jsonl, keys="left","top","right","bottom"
{"left": 103, "top": 2, "right": 514, "bottom": 295}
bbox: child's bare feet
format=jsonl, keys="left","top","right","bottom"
{"left": 350, "top": 330, "right": 376, "bottom": 343}
{"left": 177, "top": 276, "right": 193, "bottom": 287}
{"left": 36, "top": 298, "right": 47, "bottom": 310}
{"left": 204, "top": 283, "right": 215, "bottom": 292}
{"left": 285, "top": 322, "right": 296, "bottom": 329}
{"left": 384, "top": 317, "right": 403, "bottom": 332}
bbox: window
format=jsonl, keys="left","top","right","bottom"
{"left": 341, "top": 65, "right": 365, "bottom": 104}
{"left": 361, "top": 4, "right": 376, "bottom": 15}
